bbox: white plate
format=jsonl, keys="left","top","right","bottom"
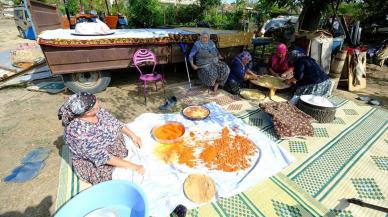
{"left": 300, "top": 95, "right": 334, "bottom": 108}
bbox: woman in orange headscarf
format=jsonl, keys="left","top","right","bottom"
{"left": 267, "top": 43, "right": 293, "bottom": 78}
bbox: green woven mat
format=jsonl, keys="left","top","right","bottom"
{"left": 56, "top": 94, "right": 388, "bottom": 217}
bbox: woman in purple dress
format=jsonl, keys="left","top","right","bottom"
{"left": 58, "top": 92, "right": 144, "bottom": 185}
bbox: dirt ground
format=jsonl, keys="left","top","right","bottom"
{"left": 0, "top": 18, "right": 30, "bottom": 51}
{"left": 0, "top": 18, "right": 387, "bottom": 216}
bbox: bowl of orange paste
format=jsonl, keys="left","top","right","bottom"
{"left": 151, "top": 121, "right": 186, "bottom": 144}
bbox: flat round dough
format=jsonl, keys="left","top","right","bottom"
{"left": 183, "top": 174, "right": 216, "bottom": 203}
{"left": 240, "top": 89, "right": 266, "bottom": 100}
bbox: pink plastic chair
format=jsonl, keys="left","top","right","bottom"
{"left": 133, "top": 49, "right": 165, "bottom": 104}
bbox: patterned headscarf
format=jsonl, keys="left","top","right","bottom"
{"left": 58, "top": 92, "right": 96, "bottom": 127}
{"left": 197, "top": 30, "right": 216, "bottom": 51}
{"left": 236, "top": 51, "right": 252, "bottom": 62}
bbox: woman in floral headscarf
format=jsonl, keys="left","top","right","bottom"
{"left": 267, "top": 43, "right": 293, "bottom": 78}
{"left": 189, "top": 30, "right": 230, "bottom": 94}
{"left": 58, "top": 92, "right": 144, "bottom": 185}
{"left": 224, "top": 51, "right": 259, "bottom": 95}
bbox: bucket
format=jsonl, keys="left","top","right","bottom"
{"left": 105, "top": 16, "right": 119, "bottom": 29}
{"left": 330, "top": 49, "right": 347, "bottom": 78}
{"left": 332, "top": 37, "right": 344, "bottom": 54}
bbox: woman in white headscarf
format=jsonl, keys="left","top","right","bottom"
{"left": 188, "top": 30, "right": 230, "bottom": 94}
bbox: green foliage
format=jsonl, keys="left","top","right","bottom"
{"left": 161, "top": 4, "right": 201, "bottom": 26}
{"left": 254, "top": 0, "right": 300, "bottom": 28}
{"left": 162, "top": 5, "right": 177, "bottom": 25}
{"left": 111, "top": 0, "right": 129, "bottom": 15}
{"left": 176, "top": 4, "right": 201, "bottom": 24}
{"left": 200, "top": 0, "right": 221, "bottom": 11}
{"left": 59, "top": 0, "right": 79, "bottom": 15}
{"left": 362, "top": 0, "right": 388, "bottom": 25}
{"left": 127, "top": 0, "right": 163, "bottom": 27}
{"left": 201, "top": 6, "right": 243, "bottom": 30}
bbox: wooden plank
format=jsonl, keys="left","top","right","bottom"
{"left": 0, "top": 62, "right": 46, "bottom": 82}
{"left": 50, "top": 60, "right": 133, "bottom": 74}
{"left": 43, "top": 45, "right": 171, "bottom": 65}
{"left": 0, "top": 69, "right": 52, "bottom": 89}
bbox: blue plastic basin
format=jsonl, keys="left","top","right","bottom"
{"left": 55, "top": 180, "right": 148, "bottom": 217}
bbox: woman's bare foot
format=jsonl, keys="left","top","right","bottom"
{"left": 209, "top": 90, "right": 219, "bottom": 96}
{"left": 208, "top": 86, "right": 219, "bottom": 96}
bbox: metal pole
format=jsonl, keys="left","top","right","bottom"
{"left": 104, "top": 0, "right": 110, "bottom": 16}
{"left": 184, "top": 56, "right": 192, "bottom": 89}
{"left": 63, "top": 0, "right": 71, "bottom": 27}
{"left": 179, "top": 43, "right": 192, "bottom": 89}
{"left": 22, "top": 0, "right": 37, "bottom": 39}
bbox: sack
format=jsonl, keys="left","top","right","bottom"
{"left": 74, "top": 18, "right": 111, "bottom": 35}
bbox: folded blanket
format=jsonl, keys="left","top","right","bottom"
{"left": 259, "top": 102, "right": 314, "bottom": 139}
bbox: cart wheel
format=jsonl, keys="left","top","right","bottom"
{"left": 62, "top": 71, "right": 111, "bottom": 93}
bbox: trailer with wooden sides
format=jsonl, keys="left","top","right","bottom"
{"left": 28, "top": 0, "right": 253, "bottom": 93}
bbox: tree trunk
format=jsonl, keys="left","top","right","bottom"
{"left": 299, "top": 1, "right": 329, "bottom": 31}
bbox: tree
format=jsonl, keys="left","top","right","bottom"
{"left": 299, "top": 1, "right": 330, "bottom": 31}
{"left": 254, "top": 0, "right": 300, "bottom": 28}
{"left": 127, "top": 0, "right": 163, "bottom": 27}
{"left": 59, "top": 0, "right": 80, "bottom": 15}
{"left": 199, "top": 0, "right": 221, "bottom": 11}
{"left": 362, "top": 0, "right": 388, "bottom": 26}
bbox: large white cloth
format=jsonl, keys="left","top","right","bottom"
{"left": 113, "top": 103, "right": 295, "bottom": 217}
{"left": 38, "top": 28, "right": 194, "bottom": 40}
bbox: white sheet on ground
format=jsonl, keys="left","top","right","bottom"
{"left": 112, "top": 103, "right": 295, "bottom": 217}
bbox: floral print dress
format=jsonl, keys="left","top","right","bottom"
{"left": 64, "top": 108, "right": 128, "bottom": 185}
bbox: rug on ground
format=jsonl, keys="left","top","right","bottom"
{"left": 55, "top": 87, "right": 388, "bottom": 217}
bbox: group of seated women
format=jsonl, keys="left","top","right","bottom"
{"left": 189, "top": 30, "right": 331, "bottom": 98}
{"left": 59, "top": 31, "right": 332, "bottom": 188}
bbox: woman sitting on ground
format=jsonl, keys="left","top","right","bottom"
{"left": 58, "top": 92, "right": 144, "bottom": 185}
{"left": 285, "top": 50, "right": 331, "bottom": 97}
{"left": 225, "top": 51, "right": 259, "bottom": 95}
{"left": 267, "top": 43, "right": 293, "bottom": 79}
{"left": 189, "top": 30, "right": 230, "bottom": 94}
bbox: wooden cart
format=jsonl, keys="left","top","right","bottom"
{"left": 29, "top": 0, "right": 253, "bottom": 93}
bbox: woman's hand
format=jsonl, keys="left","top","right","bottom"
{"left": 190, "top": 61, "right": 199, "bottom": 70}
{"left": 107, "top": 156, "right": 145, "bottom": 175}
{"left": 191, "top": 64, "right": 198, "bottom": 70}
{"left": 131, "top": 134, "right": 143, "bottom": 148}
{"left": 122, "top": 127, "right": 143, "bottom": 148}
{"left": 133, "top": 164, "right": 145, "bottom": 175}
{"left": 285, "top": 78, "right": 296, "bottom": 85}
